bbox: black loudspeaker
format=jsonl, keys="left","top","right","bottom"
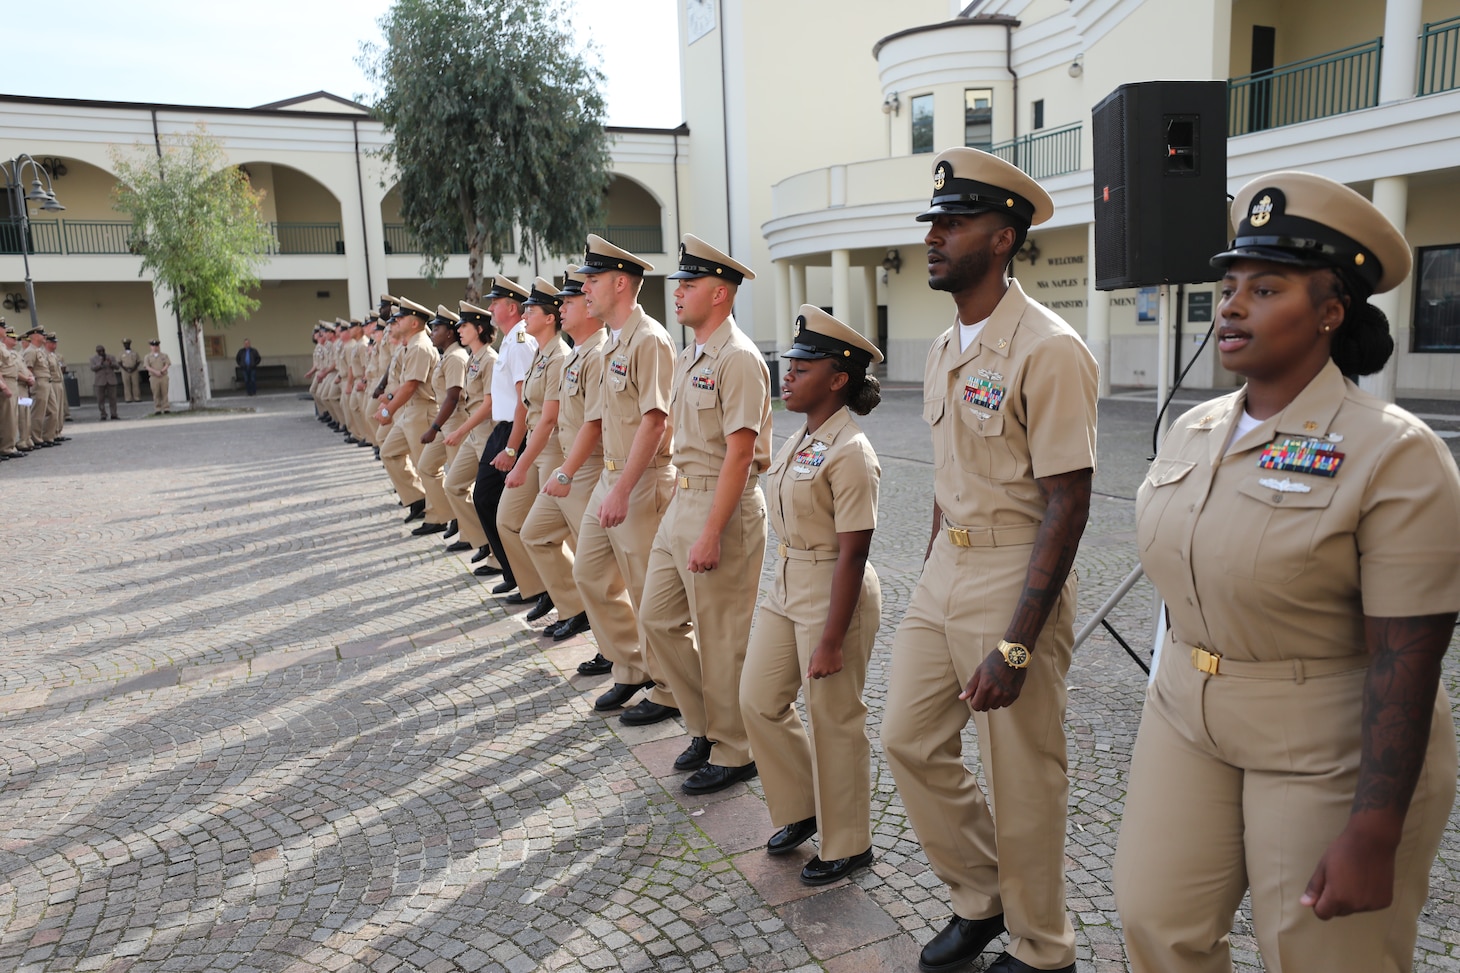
{"left": 1092, "top": 81, "right": 1229, "bottom": 291}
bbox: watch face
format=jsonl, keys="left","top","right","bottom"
{"left": 1003, "top": 643, "right": 1030, "bottom": 667}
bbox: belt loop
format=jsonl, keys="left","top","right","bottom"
{"left": 1294, "top": 659, "right": 1306, "bottom": 685}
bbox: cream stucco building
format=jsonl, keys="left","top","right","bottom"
{"left": 4, "top": 0, "right": 1459, "bottom": 402}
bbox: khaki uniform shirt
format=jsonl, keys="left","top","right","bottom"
{"left": 430, "top": 343, "right": 470, "bottom": 429}
{"left": 460, "top": 344, "right": 498, "bottom": 450}
{"left": 0, "top": 344, "right": 21, "bottom": 383}
{"left": 600, "top": 305, "right": 675, "bottom": 466}
{"left": 1139, "top": 360, "right": 1460, "bottom": 664}
{"left": 47, "top": 352, "right": 63, "bottom": 382}
{"left": 668, "top": 316, "right": 773, "bottom": 478}
{"left": 557, "top": 328, "right": 608, "bottom": 455}
{"left": 23, "top": 345, "right": 47, "bottom": 381}
{"left": 523, "top": 334, "right": 569, "bottom": 434}
{"left": 397, "top": 330, "right": 439, "bottom": 416}
{"left": 923, "top": 278, "right": 1098, "bottom": 527}
{"left": 144, "top": 351, "right": 171, "bottom": 376}
{"left": 120, "top": 349, "right": 140, "bottom": 373}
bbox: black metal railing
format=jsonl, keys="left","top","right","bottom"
{"left": 587, "top": 225, "right": 664, "bottom": 253}
{"left": 1419, "top": 15, "right": 1460, "bottom": 95}
{"left": 382, "top": 223, "right": 515, "bottom": 255}
{"left": 989, "top": 122, "right": 1082, "bottom": 179}
{"left": 63, "top": 221, "right": 140, "bottom": 254}
{"left": 268, "top": 222, "right": 344, "bottom": 255}
{"left": 0, "top": 218, "right": 64, "bottom": 255}
{"left": 1228, "top": 38, "right": 1382, "bottom": 135}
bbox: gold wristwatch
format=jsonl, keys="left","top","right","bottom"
{"left": 504, "top": 446, "right": 517, "bottom": 458}
{"left": 997, "top": 639, "right": 1031, "bottom": 669}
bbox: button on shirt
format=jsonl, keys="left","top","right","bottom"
{"left": 492, "top": 321, "right": 537, "bottom": 423}
{"left": 922, "top": 278, "right": 1098, "bottom": 527}
{"left": 667, "top": 316, "right": 773, "bottom": 478}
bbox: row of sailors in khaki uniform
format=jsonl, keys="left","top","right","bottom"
{"left": 0, "top": 325, "right": 71, "bottom": 462}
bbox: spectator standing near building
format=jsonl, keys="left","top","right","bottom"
{"left": 90, "top": 345, "right": 120, "bottom": 420}
{"left": 145, "top": 339, "right": 171, "bottom": 414}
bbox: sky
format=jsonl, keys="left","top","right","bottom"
{"left": 7, "top": 0, "right": 683, "bottom": 128}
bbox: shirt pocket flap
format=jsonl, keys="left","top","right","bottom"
{"left": 923, "top": 397, "right": 945, "bottom": 425}
{"left": 1146, "top": 458, "right": 1197, "bottom": 488}
{"left": 1237, "top": 478, "right": 1338, "bottom": 509}
{"left": 969, "top": 411, "right": 1004, "bottom": 437}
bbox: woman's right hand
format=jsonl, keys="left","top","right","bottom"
{"left": 806, "top": 642, "right": 844, "bottom": 679}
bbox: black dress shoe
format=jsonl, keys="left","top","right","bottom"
{"left": 411, "top": 521, "right": 447, "bottom": 536}
{"left": 491, "top": 580, "right": 518, "bottom": 596}
{"left": 443, "top": 519, "right": 458, "bottom": 539}
{"left": 343, "top": 436, "right": 359, "bottom": 444}
{"left": 918, "top": 913, "right": 1006, "bottom": 973}
{"left": 446, "top": 540, "right": 473, "bottom": 553}
{"left": 551, "top": 612, "right": 591, "bottom": 641}
{"left": 594, "top": 681, "right": 652, "bottom": 711}
{"left": 800, "top": 847, "right": 874, "bottom": 886}
{"left": 474, "top": 563, "right": 503, "bottom": 577}
{"left": 503, "top": 591, "right": 530, "bottom": 606}
{"left": 673, "top": 736, "right": 711, "bottom": 772}
{"left": 357, "top": 439, "right": 373, "bottom": 447}
{"left": 984, "top": 952, "right": 1073, "bottom": 973}
{"left": 619, "top": 701, "right": 680, "bottom": 726}
{"left": 682, "top": 762, "right": 757, "bottom": 795}
{"left": 403, "top": 499, "right": 426, "bottom": 523}
{"left": 576, "top": 653, "right": 613, "bottom": 676}
{"left": 373, "top": 447, "right": 381, "bottom": 460}
{"left": 471, "top": 546, "right": 492, "bottom": 563}
{"left": 525, "top": 593, "right": 555, "bottom": 622}
{"left": 766, "top": 817, "right": 817, "bottom": 855}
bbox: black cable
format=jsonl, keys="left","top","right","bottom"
{"left": 1102, "top": 619, "right": 1150, "bottom": 675}
{"left": 1150, "top": 319, "right": 1217, "bottom": 459}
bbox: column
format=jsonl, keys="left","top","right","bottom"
{"left": 1359, "top": 175, "right": 1410, "bottom": 403}
{"left": 774, "top": 259, "right": 793, "bottom": 351}
{"left": 1379, "top": 0, "right": 1423, "bottom": 104}
{"left": 151, "top": 283, "right": 189, "bottom": 407}
{"left": 789, "top": 261, "right": 807, "bottom": 320}
{"left": 831, "top": 248, "right": 851, "bottom": 321}
{"left": 860, "top": 265, "right": 879, "bottom": 342}
{"left": 1085, "top": 223, "right": 1112, "bottom": 398}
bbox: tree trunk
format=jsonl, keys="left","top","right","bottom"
{"left": 182, "top": 318, "right": 213, "bottom": 408}
{"left": 465, "top": 226, "right": 486, "bottom": 304}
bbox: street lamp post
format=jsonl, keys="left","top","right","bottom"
{"left": 1, "top": 154, "right": 66, "bottom": 332}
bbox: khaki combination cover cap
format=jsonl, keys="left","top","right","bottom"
{"left": 458, "top": 300, "right": 492, "bottom": 319}
{"left": 486, "top": 276, "right": 531, "bottom": 301}
{"left": 434, "top": 304, "right": 462, "bottom": 323}
{"left": 557, "top": 270, "right": 588, "bottom": 297}
{"left": 522, "top": 276, "right": 564, "bottom": 308}
{"left": 785, "top": 304, "right": 884, "bottom": 365}
{"left": 917, "top": 146, "right": 1054, "bottom": 226}
{"left": 1213, "top": 170, "right": 1412, "bottom": 294}
{"left": 667, "top": 233, "right": 756, "bottom": 283}
{"left": 577, "top": 233, "right": 655, "bottom": 276}
{"left": 396, "top": 296, "right": 434, "bottom": 319}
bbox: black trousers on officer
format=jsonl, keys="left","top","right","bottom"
{"left": 473, "top": 421, "right": 516, "bottom": 586}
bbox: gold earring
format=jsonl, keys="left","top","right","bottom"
{"left": 1322, "top": 326, "right": 1331, "bottom": 333}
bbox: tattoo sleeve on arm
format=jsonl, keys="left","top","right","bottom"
{"left": 1004, "top": 468, "right": 1092, "bottom": 646}
{"left": 1353, "top": 613, "right": 1455, "bottom": 818}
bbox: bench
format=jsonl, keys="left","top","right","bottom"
{"left": 235, "top": 364, "right": 291, "bottom": 388}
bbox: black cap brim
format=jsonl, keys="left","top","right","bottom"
{"left": 1210, "top": 245, "right": 1332, "bottom": 272}
{"left": 781, "top": 345, "right": 832, "bottom": 360}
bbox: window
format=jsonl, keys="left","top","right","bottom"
{"left": 911, "top": 94, "right": 935, "bottom": 155}
{"left": 1413, "top": 244, "right": 1460, "bottom": 352}
{"left": 964, "top": 88, "right": 993, "bottom": 150}
{"left": 1032, "top": 99, "right": 1045, "bottom": 131}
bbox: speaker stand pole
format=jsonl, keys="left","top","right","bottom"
{"left": 1148, "top": 284, "right": 1172, "bottom": 677}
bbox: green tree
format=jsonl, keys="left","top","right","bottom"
{"left": 361, "top": 0, "right": 611, "bottom": 301}
{"left": 110, "top": 125, "right": 275, "bottom": 408}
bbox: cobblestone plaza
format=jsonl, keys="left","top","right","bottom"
{"left": 3, "top": 389, "right": 1459, "bottom": 972}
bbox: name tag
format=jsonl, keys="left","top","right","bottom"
{"left": 1257, "top": 437, "right": 1344, "bottom": 478}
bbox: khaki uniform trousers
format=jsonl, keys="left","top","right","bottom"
{"left": 741, "top": 553, "right": 880, "bottom": 860}
{"left": 1114, "top": 642, "right": 1457, "bottom": 973}
{"left": 380, "top": 405, "right": 430, "bottom": 507}
{"left": 31, "top": 380, "right": 55, "bottom": 441}
{"left": 151, "top": 374, "right": 170, "bottom": 411}
{"left": 520, "top": 458, "right": 602, "bottom": 618}
{"left": 883, "top": 534, "right": 1078, "bottom": 971}
{"left": 417, "top": 417, "right": 463, "bottom": 526}
{"left": 17, "top": 388, "right": 33, "bottom": 447}
{"left": 640, "top": 481, "right": 767, "bottom": 767}
{"left": 495, "top": 442, "right": 563, "bottom": 600}
{"left": 445, "top": 435, "right": 488, "bottom": 549}
{"left": 353, "top": 389, "right": 376, "bottom": 442}
{"left": 0, "top": 390, "right": 16, "bottom": 451}
{"left": 122, "top": 368, "right": 140, "bottom": 402}
{"left": 47, "top": 380, "right": 64, "bottom": 439}
{"left": 572, "top": 466, "right": 678, "bottom": 705}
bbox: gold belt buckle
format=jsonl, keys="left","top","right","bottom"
{"left": 948, "top": 527, "right": 971, "bottom": 548}
{"left": 1191, "top": 647, "right": 1221, "bottom": 675}
{"left": 604, "top": 459, "right": 619, "bottom": 471}
{"left": 777, "top": 542, "right": 787, "bottom": 558}
{"left": 678, "top": 476, "right": 690, "bottom": 488}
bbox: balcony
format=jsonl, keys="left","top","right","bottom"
{"left": 382, "top": 224, "right": 515, "bottom": 256}
{"left": 586, "top": 225, "right": 663, "bottom": 254}
{"left": 1228, "top": 39, "right": 1382, "bottom": 136}
{"left": 989, "top": 123, "right": 1082, "bottom": 180}
{"left": 1420, "top": 15, "right": 1460, "bottom": 96}
{"left": 0, "top": 219, "right": 344, "bottom": 256}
